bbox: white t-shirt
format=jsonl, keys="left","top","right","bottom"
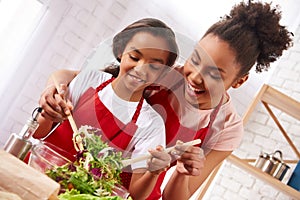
{"left": 69, "top": 69, "right": 166, "bottom": 169}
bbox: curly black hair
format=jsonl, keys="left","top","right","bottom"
{"left": 203, "top": 0, "right": 293, "bottom": 76}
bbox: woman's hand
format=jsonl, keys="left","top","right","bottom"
{"left": 147, "top": 145, "right": 171, "bottom": 175}
{"left": 39, "top": 84, "right": 73, "bottom": 122}
{"left": 173, "top": 142, "right": 205, "bottom": 176}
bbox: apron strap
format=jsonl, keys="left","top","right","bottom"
{"left": 96, "top": 77, "right": 144, "bottom": 123}
{"left": 208, "top": 95, "right": 224, "bottom": 128}
{"left": 131, "top": 97, "right": 144, "bottom": 123}
{"left": 96, "top": 77, "right": 114, "bottom": 92}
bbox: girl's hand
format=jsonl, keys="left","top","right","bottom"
{"left": 39, "top": 84, "right": 73, "bottom": 122}
{"left": 147, "top": 145, "right": 171, "bottom": 175}
{"left": 173, "top": 141, "right": 205, "bottom": 176}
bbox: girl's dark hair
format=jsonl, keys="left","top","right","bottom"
{"left": 104, "top": 18, "right": 179, "bottom": 77}
{"left": 203, "top": 1, "right": 293, "bottom": 76}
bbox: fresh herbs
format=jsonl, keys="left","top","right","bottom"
{"left": 45, "top": 126, "right": 130, "bottom": 199}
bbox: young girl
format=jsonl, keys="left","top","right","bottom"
{"left": 34, "top": 18, "right": 179, "bottom": 200}
{"left": 38, "top": 1, "right": 293, "bottom": 199}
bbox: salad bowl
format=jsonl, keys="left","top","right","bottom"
{"left": 28, "top": 141, "right": 74, "bottom": 173}
{"left": 28, "top": 126, "right": 131, "bottom": 199}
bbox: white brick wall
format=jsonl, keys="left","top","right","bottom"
{"left": 0, "top": 0, "right": 202, "bottom": 146}
{"left": 1, "top": 1, "right": 299, "bottom": 199}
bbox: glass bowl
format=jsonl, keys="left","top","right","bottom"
{"left": 28, "top": 141, "right": 74, "bottom": 173}
{"left": 112, "top": 184, "right": 130, "bottom": 199}
{"left": 28, "top": 141, "right": 131, "bottom": 198}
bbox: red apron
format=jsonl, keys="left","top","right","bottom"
{"left": 44, "top": 78, "right": 144, "bottom": 189}
{"left": 145, "top": 81, "right": 222, "bottom": 200}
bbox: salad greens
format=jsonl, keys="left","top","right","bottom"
{"left": 45, "top": 126, "right": 130, "bottom": 200}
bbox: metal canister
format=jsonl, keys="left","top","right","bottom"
{"left": 255, "top": 151, "right": 274, "bottom": 174}
{"left": 255, "top": 150, "right": 290, "bottom": 181}
{"left": 269, "top": 150, "right": 290, "bottom": 180}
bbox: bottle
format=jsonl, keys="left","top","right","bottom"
{"left": 3, "top": 107, "right": 42, "bottom": 160}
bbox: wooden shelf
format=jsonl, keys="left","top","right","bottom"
{"left": 243, "top": 84, "right": 300, "bottom": 124}
{"left": 227, "top": 155, "right": 300, "bottom": 199}
{"left": 197, "top": 84, "right": 300, "bottom": 199}
{"left": 228, "top": 84, "right": 300, "bottom": 199}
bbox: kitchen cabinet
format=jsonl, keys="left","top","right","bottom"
{"left": 196, "top": 84, "right": 300, "bottom": 199}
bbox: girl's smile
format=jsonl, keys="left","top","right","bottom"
{"left": 128, "top": 72, "right": 146, "bottom": 83}
{"left": 113, "top": 32, "right": 170, "bottom": 101}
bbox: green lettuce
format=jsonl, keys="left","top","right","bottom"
{"left": 45, "top": 125, "right": 130, "bottom": 200}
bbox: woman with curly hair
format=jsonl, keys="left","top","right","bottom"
{"left": 37, "top": 1, "right": 293, "bottom": 199}
{"left": 161, "top": 1, "right": 293, "bottom": 199}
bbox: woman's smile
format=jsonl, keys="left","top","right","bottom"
{"left": 186, "top": 81, "right": 205, "bottom": 97}
{"left": 188, "top": 82, "right": 204, "bottom": 94}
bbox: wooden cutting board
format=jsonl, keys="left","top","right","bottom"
{"left": 0, "top": 150, "right": 60, "bottom": 200}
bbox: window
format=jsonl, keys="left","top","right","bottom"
{"left": 0, "top": 0, "right": 45, "bottom": 92}
{"left": 0, "top": 0, "right": 69, "bottom": 147}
